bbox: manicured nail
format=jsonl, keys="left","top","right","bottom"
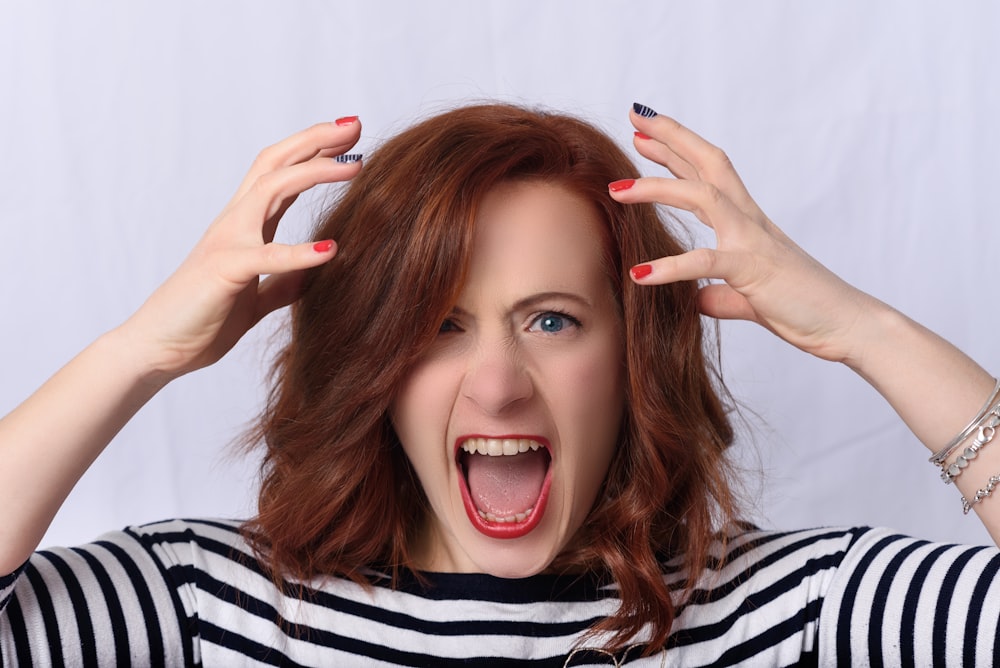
{"left": 630, "top": 264, "right": 653, "bottom": 280}
{"left": 634, "top": 131, "right": 652, "bottom": 140}
{"left": 632, "top": 103, "right": 658, "bottom": 118}
{"left": 335, "top": 153, "right": 363, "bottom": 163}
{"left": 335, "top": 116, "right": 359, "bottom": 126}
{"left": 608, "top": 179, "right": 635, "bottom": 192}
{"left": 313, "top": 240, "right": 335, "bottom": 253}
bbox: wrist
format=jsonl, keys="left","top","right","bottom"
{"left": 97, "top": 325, "right": 182, "bottom": 394}
{"left": 834, "top": 294, "right": 903, "bottom": 374}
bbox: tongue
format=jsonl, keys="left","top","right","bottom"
{"left": 465, "top": 449, "right": 548, "bottom": 517}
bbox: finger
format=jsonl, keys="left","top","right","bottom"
{"left": 231, "top": 118, "right": 363, "bottom": 202}
{"left": 217, "top": 239, "right": 337, "bottom": 288}
{"left": 631, "top": 130, "right": 698, "bottom": 181}
{"left": 258, "top": 153, "right": 365, "bottom": 243}
{"left": 608, "top": 176, "right": 752, "bottom": 235}
{"left": 696, "top": 283, "right": 757, "bottom": 321}
{"left": 629, "top": 106, "right": 761, "bottom": 216}
{"left": 629, "top": 247, "right": 758, "bottom": 289}
{"left": 254, "top": 269, "right": 308, "bottom": 323}
{"left": 229, "top": 156, "right": 362, "bottom": 242}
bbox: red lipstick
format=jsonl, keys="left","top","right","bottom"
{"left": 455, "top": 435, "right": 553, "bottom": 539}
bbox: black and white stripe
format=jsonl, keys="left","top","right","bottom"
{"left": 3, "top": 520, "right": 999, "bottom": 666}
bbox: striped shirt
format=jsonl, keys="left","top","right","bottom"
{"left": 2, "top": 519, "right": 999, "bottom": 666}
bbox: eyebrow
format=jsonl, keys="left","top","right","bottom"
{"left": 450, "top": 291, "right": 594, "bottom": 317}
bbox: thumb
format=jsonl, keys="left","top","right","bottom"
{"left": 697, "top": 284, "right": 757, "bottom": 321}
{"left": 254, "top": 270, "right": 308, "bottom": 324}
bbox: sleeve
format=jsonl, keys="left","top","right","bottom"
{"left": 818, "top": 527, "right": 1000, "bottom": 666}
{"left": 0, "top": 528, "right": 197, "bottom": 666}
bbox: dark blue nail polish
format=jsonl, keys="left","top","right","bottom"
{"left": 632, "top": 103, "right": 658, "bottom": 118}
{"left": 335, "top": 154, "right": 363, "bottom": 163}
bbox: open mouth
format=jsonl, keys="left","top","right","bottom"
{"left": 456, "top": 437, "right": 553, "bottom": 539}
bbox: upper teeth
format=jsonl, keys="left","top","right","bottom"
{"left": 461, "top": 438, "right": 542, "bottom": 456}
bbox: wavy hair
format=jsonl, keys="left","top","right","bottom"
{"left": 244, "top": 103, "right": 736, "bottom": 653}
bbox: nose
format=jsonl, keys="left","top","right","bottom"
{"left": 461, "top": 340, "right": 534, "bottom": 416}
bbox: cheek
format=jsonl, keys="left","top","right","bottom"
{"left": 566, "top": 339, "right": 625, "bottom": 429}
{"left": 390, "top": 361, "right": 461, "bottom": 462}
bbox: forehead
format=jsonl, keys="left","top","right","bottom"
{"left": 469, "top": 181, "right": 609, "bottom": 292}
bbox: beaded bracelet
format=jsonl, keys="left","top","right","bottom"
{"left": 941, "top": 410, "right": 1000, "bottom": 484}
{"left": 930, "top": 378, "right": 1000, "bottom": 466}
{"left": 962, "top": 474, "right": 1000, "bottom": 515}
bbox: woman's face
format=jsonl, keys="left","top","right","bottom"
{"left": 390, "top": 180, "right": 626, "bottom": 577}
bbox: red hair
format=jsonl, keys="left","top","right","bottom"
{"left": 245, "top": 104, "right": 736, "bottom": 653}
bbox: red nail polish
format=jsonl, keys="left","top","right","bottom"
{"left": 335, "top": 116, "right": 359, "bottom": 126}
{"left": 630, "top": 264, "right": 653, "bottom": 280}
{"left": 609, "top": 179, "right": 635, "bottom": 192}
{"left": 634, "top": 131, "right": 652, "bottom": 140}
{"left": 313, "top": 240, "right": 335, "bottom": 253}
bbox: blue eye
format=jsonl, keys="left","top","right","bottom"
{"left": 439, "top": 319, "right": 460, "bottom": 333}
{"left": 529, "top": 311, "right": 580, "bottom": 334}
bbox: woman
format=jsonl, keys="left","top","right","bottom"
{"left": 1, "top": 103, "right": 998, "bottom": 666}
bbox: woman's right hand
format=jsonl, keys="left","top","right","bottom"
{"left": 120, "top": 118, "right": 363, "bottom": 380}
{"left": 0, "top": 119, "right": 364, "bottom": 572}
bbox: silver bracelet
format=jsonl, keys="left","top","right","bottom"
{"left": 941, "top": 409, "right": 1000, "bottom": 484}
{"left": 930, "top": 378, "right": 1000, "bottom": 466}
{"left": 962, "top": 474, "right": 1000, "bottom": 515}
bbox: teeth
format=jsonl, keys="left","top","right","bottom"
{"left": 461, "top": 438, "right": 542, "bottom": 457}
{"left": 478, "top": 507, "right": 534, "bottom": 524}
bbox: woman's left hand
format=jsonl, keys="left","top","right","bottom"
{"left": 608, "top": 105, "right": 884, "bottom": 365}
{"left": 610, "top": 106, "right": 1000, "bottom": 541}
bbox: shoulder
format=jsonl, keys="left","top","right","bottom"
{"left": 815, "top": 525, "right": 1000, "bottom": 663}
{"left": 661, "top": 525, "right": 885, "bottom": 665}
{"left": 683, "top": 524, "right": 875, "bottom": 587}
{"left": 124, "top": 518, "right": 250, "bottom": 558}
{"left": 116, "top": 518, "right": 261, "bottom": 585}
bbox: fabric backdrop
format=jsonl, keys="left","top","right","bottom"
{"left": 1, "top": 1, "right": 997, "bottom": 550}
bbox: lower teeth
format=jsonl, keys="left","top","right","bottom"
{"left": 478, "top": 507, "right": 533, "bottom": 524}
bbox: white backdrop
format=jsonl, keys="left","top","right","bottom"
{"left": 1, "top": 1, "right": 998, "bottom": 550}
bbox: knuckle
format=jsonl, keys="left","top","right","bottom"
{"left": 249, "top": 171, "right": 284, "bottom": 200}
{"left": 695, "top": 182, "right": 725, "bottom": 208}
{"left": 706, "top": 145, "right": 732, "bottom": 167}
{"left": 252, "top": 140, "right": 285, "bottom": 170}
{"left": 260, "top": 242, "right": 291, "bottom": 268}
{"left": 702, "top": 145, "right": 736, "bottom": 179}
{"left": 688, "top": 248, "right": 717, "bottom": 274}
{"left": 664, "top": 116, "right": 684, "bottom": 134}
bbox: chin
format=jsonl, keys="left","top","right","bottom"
{"left": 458, "top": 514, "right": 570, "bottom": 579}
{"left": 471, "top": 545, "right": 561, "bottom": 579}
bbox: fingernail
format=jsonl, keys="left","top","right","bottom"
{"left": 313, "top": 240, "right": 335, "bottom": 253}
{"left": 335, "top": 153, "right": 363, "bottom": 163}
{"left": 634, "top": 131, "right": 652, "bottom": 140}
{"left": 335, "top": 116, "right": 359, "bottom": 126}
{"left": 608, "top": 179, "right": 635, "bottom": 192}
{"left": 630, "top": 264, "right": 653, "bottom": 280}
{"left": 632, "top": 103, "right": 658, "bottom": 118}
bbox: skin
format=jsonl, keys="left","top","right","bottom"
{"left": 2, "top": 109, "right": 999, "bottom": 578}
{"left": 390, "top": 180, "right": 626, "bottom": 577}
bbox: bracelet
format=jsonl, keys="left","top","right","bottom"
{"left": 941, "top": 410, "right": 1000, "bottom": 484}
{"left": 930, "top": 378, "right": 1000, "bottom": 466}
{"left": 962, "top": 474, "right": 1000, "bottom": 515}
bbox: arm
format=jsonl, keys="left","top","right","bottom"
{"left": 610, "top": 105, "right": 1000, "bottom": 544}
{"left": 0, "top": 119, "right": 364, "bottom": 574}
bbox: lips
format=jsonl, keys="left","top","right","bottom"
{"left": 455, "top": 436, "right": 553, "bottom": 539}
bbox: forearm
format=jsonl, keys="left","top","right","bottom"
{"left": 0, "top": 327, "right": 169, "bottom": 574}
{"left": 843, "top": 302, "right": 1000, "bottom": 543}
{"left": 0, "top": 122, "right": 360, "bottom": 576}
